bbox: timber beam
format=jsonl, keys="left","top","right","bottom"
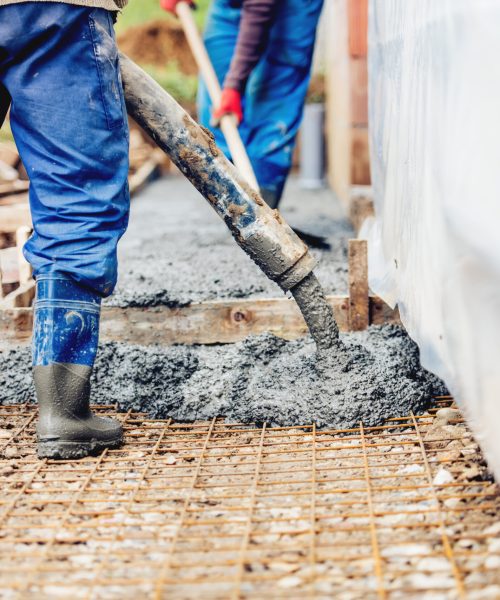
{"left": 0, "top": 294, "right": 399, "bottom": 347}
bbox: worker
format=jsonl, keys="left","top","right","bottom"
{"left": 160, "top": 0, "right": 324, "bottom": 211}
{"left": 0, "top": 1, "right": 129, "bottom": 459}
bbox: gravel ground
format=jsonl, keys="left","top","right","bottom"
{"left": 0, "top": 401, "right": 497, "bottom": 598}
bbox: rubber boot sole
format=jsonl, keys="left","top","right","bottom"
{"left": 37, "top": 434, "right": 123, "bottom": 460}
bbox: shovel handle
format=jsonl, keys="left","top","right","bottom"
{"left": 176, "top": 1, "right": 260, "bottom": 191}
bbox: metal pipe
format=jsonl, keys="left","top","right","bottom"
{"left": 119, "top": 53, "right": 316, "bottom": 291}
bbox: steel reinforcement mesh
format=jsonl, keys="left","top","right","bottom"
{"left": 0, "top": 397, "right": 498, "bottom": 600}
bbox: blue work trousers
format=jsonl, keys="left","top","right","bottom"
{"left": 198, "top": 0, "right": 324, "bottom": 200}
{"left": 0, "top": 2, "right": 130, "bottom": 297}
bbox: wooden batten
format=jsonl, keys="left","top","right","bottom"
{"left": 350, "top": 194, "right": 374, "bottom": 234}
{"left": 325, "top": 0, "right": 352, "bottom": 207}
{"left": 0, "top": 294, "right": 400, "bottom": 347}
{"left": 0, "top": 280, "right": 35, "bottom": 310}
{"left": 15, "top": 226, "right": 32, "bottom": 284}
{"left": 325, "top": 0, "right": 371, "bottom": 209}
{"left": 129, "top": 151, "right": 163, "bottom": 196}
{"left": 0, "top": 204, "right": 31, "bottom": 232}
{"left": 348, "top": 239, "right": 369, "bottom": 330}
{"left": 0, "top": 180, "right": 29, "bottom": 197}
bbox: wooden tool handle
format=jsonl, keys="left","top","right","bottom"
{"left": 176, "top": 2, "right": 260, "bottom": 191}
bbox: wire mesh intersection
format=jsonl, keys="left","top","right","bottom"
{"left": 0, "top": 398, "right": 498, "bottom": 599}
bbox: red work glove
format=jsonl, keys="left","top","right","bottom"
{"left": 212, "top": 88, "right": 243, "bottom": 126}
{"left": 159, "top": 0, "right": 194, "bottom": 15}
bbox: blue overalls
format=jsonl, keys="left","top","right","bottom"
{"left": 198, "top": 0, "right": 324, "bottom": 202}
{"left": 0, "top": 3, "right": 130, "bottom": 369}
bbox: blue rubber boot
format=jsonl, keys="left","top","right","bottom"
{"left": 33, "top": 275, "right": 123, "bottom": 459}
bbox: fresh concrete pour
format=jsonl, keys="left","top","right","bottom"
{"left": 0, "top": 178, "right": 446, "bottom": 428}
{"left": 0, "top": 325, "right": 446, "bottom": 429}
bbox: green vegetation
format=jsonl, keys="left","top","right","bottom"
{"left": 116, "top": 0, "right": 211, "bottom": 109}
{"left": 116, "top": 0, "right": 211, "bottom": 33}
{"left": 142, "top": 62, "right": 198, "bottom": 107}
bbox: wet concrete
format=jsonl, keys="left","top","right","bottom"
{"left": 0, "top": 180, "right": 447, "bottom": 429}
{"left": 291, "top": 272, "right": 340, "bottom": 351}
{"left": 106, "top": 176, "right": 352, "bottom": 307}
{"left": 0, "top": 325, "right": 447, "bottom": 429}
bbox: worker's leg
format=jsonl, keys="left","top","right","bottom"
{"left": 198, "top": 0, "right": 323, "bottom": 207}
{"left": 0, "top": 3, "right": 129, "bottom": 458}
{"left": 245, "top": 0, "right": 324, "bottom": 206}
{"left": 32, "top": 275, "right": 123, "bottom": 458}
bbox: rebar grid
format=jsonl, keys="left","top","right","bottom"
{"left": 0, "top": 398, "right": 498, "bottom": 600}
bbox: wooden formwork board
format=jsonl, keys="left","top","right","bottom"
{"left": 0, "top": 237, "right": 396, "bottom": 344}
{"left": 0, "top": 293, "right": 399, "bottom": 347}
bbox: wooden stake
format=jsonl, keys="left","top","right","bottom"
{"left": 15, "top": 226, "right": 32, "bottom": 285}
{"left": 348, "top": 238, "right": 369, "bottom": 330}
{"left": 0, "top": 204, "right": 31, "bottom": 233}
{"left": 0, "top": 280, "right": 35, "bottom": 310}
{"left": 349, "top": 194, "right": 374, "bottom": 234}
{"left": 0, "top": 179, "right": 29, "bottom": 197}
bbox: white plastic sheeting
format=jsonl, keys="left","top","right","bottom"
{"left": 365, "top": 0, "right": 500, "bottom": 478}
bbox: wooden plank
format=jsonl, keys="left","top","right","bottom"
{"left": 0, "top": 142, "right": 20, "bottom": 169}
{"left": 350, "top": 57, "right": 368, "bottom": 126}
{"left": 0, "top": 204, "right": 31, "bottom": 232}
{"left": 350, "top": 194, "right": 374, "bottom": 234}
{"left": 0, "top": 180, "right": 29, "bottom": 197}
{"left": 351, "top": 126, "right": 371, "bottom": 185}
{"left": 325, "top": 0, "right": 352, "bottom": 207}
{"left": 0, "top": 192, "right": 29, "bottom": 206}
{"left": 0, "top": 306, "right": 32, "bottom": 341}
{"left": 0, "top": 294, "right": 400, "bottom": 347}
{"left": 16, "top": 226, "right": 32, "bottom": 284}
{"left": 348, "top": 0, "right": 368, "bottom": 58}
{"left": 0, "top": 279, "right": 35, "bottom": 310}
{"left": 100, "top": 297, "right": 352, "bottom": 345}
{"left": 129, "top": 154, "right": 162, "bottom": 196}
{"left": 348, "top": 239, "right": 369, "bottom": 330}
{"left": 370, "top": 295, "right": 400, "bottom": 327}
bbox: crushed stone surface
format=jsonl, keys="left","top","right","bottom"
{"left": 0, "top": 325, "right": 447, "bottom": 429}
{"left": 106, "top": 176, "right": 352, "bottom": 307}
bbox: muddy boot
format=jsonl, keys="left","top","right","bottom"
{"left": 33, "top": 275, "right": 123, "bottom": 459}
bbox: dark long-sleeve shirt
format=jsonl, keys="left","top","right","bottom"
{"left": 223, "top": 0, "right": 280, "bottom": 93}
